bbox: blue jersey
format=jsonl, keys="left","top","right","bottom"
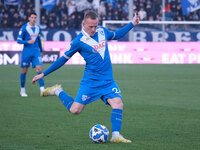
{"left": 64, "top": 27, "right": 115, "bottom": 81}
{"left": 17, "top": 22, "right": 43, "bottom": 53}
{"left": 42, "top": 22, "right": 134, "bottom": 104}
{"left": 43, "top": 22, "right": 134, "bottom": 84}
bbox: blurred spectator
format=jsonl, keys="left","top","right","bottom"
{"left": 176, "top": 4, "right": 182, "bottom": 18}
{"left": 112, "top": 10, "right": 119, "bottom": 20}
{"left": 98, "top": 1, "right": 106, "bottom": 16}
{"left": 19, "top": 8, "right": 25, "bottom": 19}
{"left": 107, "top": 12, "right": 112, "bottom": 20}
{"left": 68, "top": 14, "right": 77, "bottom": 29}
{"left": 165, "top": 8, "right": 175, "bottom": 21}
{"left": 156, "top": 14, "right": 161, "bottom": 21}
{"left": 146, "top": 0, "right": 152, "bottom": 19}
{"left": 149, "top": 15, "right": 154, "bottom": 21}
{"left": 122, "top": 3, "right": 129, "bottom": 14}
{"left": 99, "top": 10, "right": 106, "bottom": 25}
{"left": 49, "top": 22, "right": 56, "bottom": 28}
{"left": 13, "top": 12, "right": 23, "bottom": 28}
{"left": 92, "top": 0, "right": 100, "bottom": 11}
{"left": 67, "top": 0, "right": 75, "bottom": 16}
{"left": 60, "top": 19, "right": 68, "bottom": 30}
{"left": 170, "top": 3, "right": 177, "bottom": 13}
{"left": 0, "top": 7, "right": 6, "bottom": 22}
{"left": 40, "top": 15, "right": 48, "bottom": 29}
{"left": 138, "top": 8, "right": 147, "bottom": 20}
{"left": 55, "top": 17, "right": 61, "bottom": 28}
{"left": 106, "top": 2, "right": 113, "bottom": 15}
{"left": 0, "top": 0, "right": 200, "bottom": 29}
{"left": 106, "top": 0, "right": 115, "bottom": 7}
{"left": 165, "top": 1, "right": 170, "bottom": 13}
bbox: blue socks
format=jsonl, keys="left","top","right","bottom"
{"left": 111, "top": 109, "right": 123, "bottom": 132}
{"left": 58, "top": 91, "right": 123, "bottom": 132}
{"left": 37, "top": 71, "right": 44, "bottom": 87}
{"left": 58, "top": 91, "right": 74, "bottom": 112}
{"left": 20, "top": 72, "right": 26, "bottom": 88}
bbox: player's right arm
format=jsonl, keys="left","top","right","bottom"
{"left": 32, "top": 41, "right": 79, "bottom": 84}
{"left": 17, "top": 27, "right": 35, "bottom": 44}
{"left": 17, "top": 27, "right": 27, "bottom": 44}
{"left": 32, "top": 56, "right": 68, "bottom": 84}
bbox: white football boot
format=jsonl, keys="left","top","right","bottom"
{"left": 40, "top": 86, "right": 45, "bottom": 96}
{"left": 20, "top": 88, "right": 28, "bottom": 97}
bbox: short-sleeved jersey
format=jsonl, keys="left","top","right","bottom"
{"left": 17, "top": 23, "right": 43, "bottom": 53}
{"left": 64, "top": 27, "right": 115, "bottom": 82}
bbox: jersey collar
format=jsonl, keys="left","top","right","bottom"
{"left": 81, "top": 28, "right": 97, "bottom": 40}
{"left": 28, "top": 22, "right": 35, "bottom": 28}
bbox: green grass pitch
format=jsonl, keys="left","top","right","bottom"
{"left": 0, "top": 64, "right": 200, "bottom": 150}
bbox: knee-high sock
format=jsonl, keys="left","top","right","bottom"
{"left": 37, "top": 71, "right": 44, "bottom": 87}
{"left": 111, "top": 109, "right": 123, "bottom": 132}
{"left": 20, "top": 72, "right": 26, "bottom": 88}
{"left": 58, "top": 91, "right": 74, "bottom": 112}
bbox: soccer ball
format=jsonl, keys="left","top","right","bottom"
{"left": 89, "top": 124, "right": 109, "bottom": 143}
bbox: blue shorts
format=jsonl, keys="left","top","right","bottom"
{"left": 74, "top": 80, "right": 122, "bottom": 105}
{"left": 21, "top": 49, "right": 42, "bottom": 68}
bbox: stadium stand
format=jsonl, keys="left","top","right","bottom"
{"left": 0, "top": 0, "right": 200, "bottom": 29}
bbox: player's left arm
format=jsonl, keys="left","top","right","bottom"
{"left": 106, "top": 13, "right": 140, "bottom": 40}
{"left": 38, "top": 28, "right": 43, "bottom": 53}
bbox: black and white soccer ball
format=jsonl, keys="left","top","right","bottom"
{"left": 89, "top": 124, "right": 109, "bottom": 143}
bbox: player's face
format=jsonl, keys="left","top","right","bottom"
{"left": 29, "top": 14, "right": 37, "bottom": 26}
{"left": 83, "top": 18, "right": 98, "bottom": 36}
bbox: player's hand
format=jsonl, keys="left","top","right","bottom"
{"left": 27, "top": 40, "right": 35, "bottom": 44}
{"left": 132, "top": 13, "right": 140, "bottom": 26}
{"left": 32, "top": 73, "right": 44, "bottom": 84}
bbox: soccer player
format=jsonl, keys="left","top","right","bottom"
{"left": 32, "top": 11, "right": 140, "bottom": 143}
{"left": 17, "top": 12, "right": 45, "bottom": 97}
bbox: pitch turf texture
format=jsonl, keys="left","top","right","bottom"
{"left": 0, "top": 64, "right": 200, "bottom": 150}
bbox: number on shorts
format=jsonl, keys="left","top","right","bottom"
{"left": 112, "top": 88, "right": 121, "bottom": 94}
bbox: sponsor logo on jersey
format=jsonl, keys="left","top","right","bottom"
{"left": 81, "top": 28, "right": 106, "bottom": 59}
{"left": 30, "top": 34, "right": 38, "bottom": 40}
{"left": 93, "top": 40, "right": 106, "bottom": 52}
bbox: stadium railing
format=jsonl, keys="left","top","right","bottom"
{"left": 103, "top": 20, "right": 200, "bottom": 41}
